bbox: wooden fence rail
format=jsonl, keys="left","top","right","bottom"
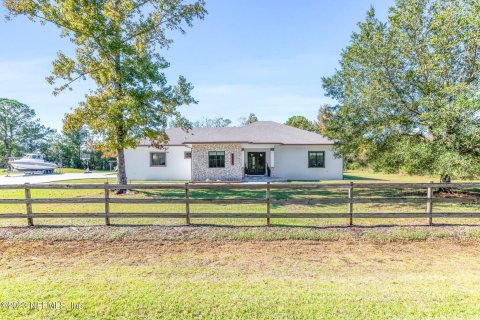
{"left": 0, "top": 181, "right": 479, "bottom": 226}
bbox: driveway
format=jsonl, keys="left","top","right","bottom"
{"left": 0, "top": 172, "right": 115, "bottom": 185}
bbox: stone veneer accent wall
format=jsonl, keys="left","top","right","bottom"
{"left": 191, "top": 144, "right": 243, "bottom": 181}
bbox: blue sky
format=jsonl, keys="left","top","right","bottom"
{"left": 0, "top": 0, "right": 393, "bottom": 130}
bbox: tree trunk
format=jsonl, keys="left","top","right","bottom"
{"left": 440, "top": 174, "right": 451, "bottom": 184}
{"left": 116, "top": 147, "right": 128, "bottom": 194}
{"left": 439, "top": 174, "right": 452, "bottom": 193}
{"left": 113, "top": 2, "right": 125, "bottom": 194}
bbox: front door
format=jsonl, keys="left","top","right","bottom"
{"left": 246, "top": 152, "right": 266, "bottom": 175}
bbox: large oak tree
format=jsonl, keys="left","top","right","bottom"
{"left": 4, "top": 0, "right": 206, "bottom": 187}
{"left": 322, "top": 0, "right": 480, "bottom": 182}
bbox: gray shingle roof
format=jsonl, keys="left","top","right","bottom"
{"left": 139, "top": 121, "right": 334, "bottom": 146}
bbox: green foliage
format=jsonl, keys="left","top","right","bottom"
{"left": 322, "top": 0, "right": 480, "bottom": 180}
{"left": 0, "top": 99, "right": 114, "bottom": 169}
{"left": 0, "top": 98, "right": 55, "bottom": 166}
{"left": 316, "top": 104, "right": 334, "bottom": 135}
{"left": 345, "top": 161, "right": 362, "bottom": 170}
{"left": 55, "top": 127, "right": 115, "bottom": 169}
{"left": 4, "top": 0, "right": 206, "bottom": 183}
{"left": 285, "top": 115, "right": 315, "bottom": 131}
{"left": 57, "top": 128, "right": 89, "bottom": 168}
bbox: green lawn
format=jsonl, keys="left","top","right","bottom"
{"left": 0, "top": 239, "right": 480, "bottom": 319}
{"left": 1, "top": 169, "right": 480, "bottom": 319}
{"left": 56, "top": 168, "right": 111, "bottom": 174}
{"left": 0, "top": 168, "right": 111, "bottom": 176}
{"left": 0, "top": 169, "right": 479, "bottom": 228}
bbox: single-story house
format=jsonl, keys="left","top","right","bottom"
{"left": 125, "top": 121, "right": 343, "bottom": 181}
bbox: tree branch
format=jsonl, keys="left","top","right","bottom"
{"left": 27, "top": 10, "right": 116, "bottom": 63}
{"left": 53, "top": 66, "right": 104, "bottom": 95}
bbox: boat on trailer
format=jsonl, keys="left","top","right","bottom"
{"left": 8, "top": 154, "right": 57, "bottom": 174}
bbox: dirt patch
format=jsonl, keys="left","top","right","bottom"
{"left": 0, "top": 238, "right": 479, "bottom": 283}
{"left": 1, "top": 238, "right": 479, "bottom": 265}
{"left": 1, "top": 224, "right": 480, "bottom": 242}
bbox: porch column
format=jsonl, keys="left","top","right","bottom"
{"left": 270, "top": 148, "right": 275, "bottom": 177}
{"left": 270, "top": 148, "right": 275, "bottom": 167}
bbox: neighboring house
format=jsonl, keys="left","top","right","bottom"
{"left": 125, "top": 121, "right": 343, "bottom": 181}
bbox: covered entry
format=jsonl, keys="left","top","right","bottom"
{"left": 246, "top": 152, "right": 266, "bottom": 175}
{"left": 242, "top": 145, "right": 275, "bottom": 177}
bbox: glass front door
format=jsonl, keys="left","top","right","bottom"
{"left": 246, "top": 152, "right": 266, "bottom": 175}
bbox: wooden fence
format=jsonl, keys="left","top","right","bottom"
{"left": 0, "top": 181, "right": 479, "bottom": 226}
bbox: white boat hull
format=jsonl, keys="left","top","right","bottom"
{"left": 9, "top": 160, "right": 58, "bottom": 172}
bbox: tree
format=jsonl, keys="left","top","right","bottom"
{"left": 322, "top": 0, "right": 480, "bottom": 183}
{"left": 192, "top": 117, "right": 232, "bottom": 128}
{"left": 5, "top": 0, "right": 207, "bottom": 189}
{"left": 54, "top": 127, "right": 115, "bottom": 169}
{"left": 0, "top": 98, "right": 55, "bottom": 166}
{"left": 239, "top": 113, "right": 258, "bottom": 125}
{"left": 316, "top": 104, "right": 334, "bottom": 135}
{"left": 58, "top": 128, "right": 90, "bottom": 168}
{"left": 36, "top": 130, "right": 63, "bottom": 163}
{"left": 285, "top": 116, "right": 315, "bottom": 131}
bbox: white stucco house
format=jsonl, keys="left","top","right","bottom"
{"left": 124, "top": 121, "right": 343, "bottom": 181}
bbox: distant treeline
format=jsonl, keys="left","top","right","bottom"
{"left": 0, "top": 98, "right": 114, "bottom": 170}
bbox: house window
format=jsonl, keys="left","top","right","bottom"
{"left": 150, "top": 152, "right": 166, "bottom": 167}
{"left": 184, "top": 151, "right": 192, "bottom": 159}
{"left": 308, "top": 151, "right": 325, "bottom": 168}
{"left": 208, "top": 151, "right": 225, "bottom": 168}
{"left": 231, "top": 153, "right": 234, "bottom": 166}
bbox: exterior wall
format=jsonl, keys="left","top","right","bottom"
{"left": 273, "top": 145, "right": 343, "bottom": 180}
{"left": 124, "top": 146, "right": 191, "bottom": 181}
{"left": 191, "top": 144, "right": 243, "bottom": 181}
{"left": 124, "top": 144, "right": 342, "bottom": 181}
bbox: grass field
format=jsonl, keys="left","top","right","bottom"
{"left": 0, "top": 238, "right": 480, "bottom": 319}
{"left": 56, "top": 168, "right": 110, "bottom": 174}
{"left": 1, "top": 170, "right": 480, "bottom": 319}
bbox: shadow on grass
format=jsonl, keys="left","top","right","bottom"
{"left": 343, "top": 175, "right": 385, "bottom": 181}
{"left": 136, "top": 187, "right": 343, "bottom": 200}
